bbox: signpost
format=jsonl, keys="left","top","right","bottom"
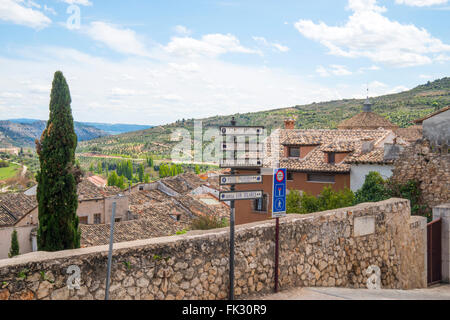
{"left": 219, "top": 174, "right": 262, "bottom": 185}
{"left": 272, "top": 168, "right": 286, "bottom": 293}
{"left": 220, "top": 190, "right": 263, "bottom": 201}
{"left": 219, "top": 118, "right": 264, "bottom": 300}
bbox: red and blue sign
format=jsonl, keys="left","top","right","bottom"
{"left": 272, "top": 168, "right": 287, "bottom": 217}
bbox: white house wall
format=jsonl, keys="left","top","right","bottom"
{"left": 350, "top": 164, "right": 394, "bottom": 192}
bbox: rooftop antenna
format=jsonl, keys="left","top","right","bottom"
{"left": 363, "top": 83, "right": 372, "bottom": 112}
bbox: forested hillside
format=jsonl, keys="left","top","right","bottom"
{"left": 79, "top": 77, "right": 450, "bottom": 158}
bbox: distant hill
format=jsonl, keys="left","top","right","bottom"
{"left": 1, "top": 119, "right": 153, "bottom": 148}
{"left": 78, "top": 77, "right": 450, "bottom": 158}
{"left": 76, "top": 122, "right": 152, "bottom": 135}
{"left": 0, "top": 120, "right": 108, "bottom": 147}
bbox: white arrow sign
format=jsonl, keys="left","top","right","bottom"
{"left": 220, "top": 158, "right": 263, "bottom": 168}
{"left": 219, "top": 190, "right": 263, "bottom": 201}
{"left": 221, "top": 143, "right": 264, "bottom": 152}
{"left": 219, "top": 175, "right": 262, "bottom": 185}
{"left": 220, "top": 126, "right": 264, "bottom": 136}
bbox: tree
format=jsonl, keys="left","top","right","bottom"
{"left": 8, "top": 229, "right": 19, "bottom": 258}
{"left": 107, "top": 171, "right": 118, "bottom": 187}
{"left": 286, "top": 190, "right": 302, "bottom": 213}
{"left": 138, "top": 163, "right": 145, "bottom": 182}
{"left": 35, "top": 71, "right": 80, "bottom": 251}
{"left": 194, "top": 164, "right": 200, "bottom": 174}
{"left": 97, "top": 161, "right": 102, "bottom": 174}
{"left": 144, "top": 173, "right": 150, "bottom": 183}
{"left": 354, "top": 171, "right": 390, "bottom": 204}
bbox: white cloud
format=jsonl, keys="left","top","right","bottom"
{"left": 43, "top": 5, "right": 57, "bottom": 15}
{"left": 60, "top": 0, "right": 93, "bottom": 6}
{"left": 358, "top": 65, "right": 380, "bottom": 73}
{"left": 84, "top": 21, "right": 150, "bottom": 57}
{"left": 395, "top": 0, "right": 448, "bottom": 7}
{"left": 253, "top": 36, "right": 289, "bottom": 53}
{"left": 419, "top": 74, "right": 432, "bottom": 79}
{"left": 316, "top": 65, "right": 352, "bottom": 77}
{"left": 316, "top": 65, "right": 330, "bottom": 77}
{"left": 173, "top": 25, "right": 192, "bottom": 36}
{"left": 0, "top": 46, "right": 362, "bottom": 124}
{"left": 0, "top": 0, "right": 51, "bottom": 29}
{"left": 0, "top": 92, "right": 23, "bottom": 98}
{"left": 164, "top": 33, "right": 261, "bottom": 58}
{"left": 294, "top": 0, "right": 450, "bottom": 67}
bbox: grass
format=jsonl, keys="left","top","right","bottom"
{"left": 0, "top": 162, "right": 20, "bottom": 180}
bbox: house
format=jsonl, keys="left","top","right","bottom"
{"left": 413, "top": 106, "right": 450, "bottom": 147}
{"left": 0, "top": 179, "right": 127, "bottom": 259}
{"left": 233, "top": 100, "right": 415, "bottom": 225}
{"left": 80, "top": 192, "right": 230, "bottom": 247}
{"left": 337, "top": 97, "right": 399, "bottom": 131}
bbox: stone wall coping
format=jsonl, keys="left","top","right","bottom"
{"left": 434, "top": 203, "right": 450, "bottom": 209}
{"left": 0, "top": 198, "right": 409, "bottom": 269}
{"left": 409, "top": 216, "right": 427, "bottom": 229}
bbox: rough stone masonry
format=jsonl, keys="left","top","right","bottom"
{"left": 0, "top": 198, "right": 427, "bottom": 300}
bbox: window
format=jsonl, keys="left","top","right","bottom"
{"left": 307, "top": 173, "right": 335, "bottom": 183}
{"left": 328, "top": 152, "right": 335, "bottom": 164}
{"left": 115, "top": 218, "right": 122, "bottom": 223}
{"left": 79, "top": 216, "right": 88, "bottom": 225}
{"left": 253, "top": 194, "right": 268, "bottom": 212}
{"left": 94, "top": 214, "right": 101, "bottom": 225}
{"left": 287, "top": 171, "right": 294, "bottom": 181}
{"left": 289, "top": 147, "right": 300, "bottom": 158}
{"left": 139, "top": 186, "right": 144, "bottom": 191}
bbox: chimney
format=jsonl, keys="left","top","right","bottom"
{"left": 361, "top": 138, "right": 374, "bottom": 154}
{"left": 384, "top": 143, "right": 404, "bottom": 161}
{"left": 284, "top": 118, "right": 295, "bottom": 130}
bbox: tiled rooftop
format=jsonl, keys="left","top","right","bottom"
{"left": 337, "top": 111, "right": 398, "bottom": 130}
{"left": 264, "top": 129, "right": 392, "bottom": 172}
{"left": 0, "top": 193, "right": 37, "bottom": 226}
{"left": 77, "top": 179, "right": 122, "bottom": 201}
{"left": 160, "top": 173, "right": 207, "bottom": 194}
{"left": 128, "top": 189, "right": 171, "bottom": 206}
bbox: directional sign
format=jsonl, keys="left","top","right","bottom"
{"left": 272, "top": 168, "right": 287, "bottom": 218}
{"left": 220, "top": 158, "right": 263, "bottom": 168}
{"left": 220, "top": 175, "right": 262, "bottom": 185}
{"left": 220, "top": 126, "right": 264, "bottom": 136}
{"left": 219, "top": 190, "right": 263, "bottom": 201}
{"left": 221, "top": 143, "right": 264, "bottom": 152}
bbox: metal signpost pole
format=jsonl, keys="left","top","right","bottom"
{"left": 105, "top": 201, "right": 117, "bottom": 300}
{"left": 275, "top": 217, "right": 279, "bottom": 292}
{"left": 272, "top": 168, "right": 286, "bottom": 293}
{"left": 229, "top": 116, "right": 236, "bottom": 301}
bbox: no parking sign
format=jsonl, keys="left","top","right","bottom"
{"left": 272, "top": 168, "right": 287, "bottom": 218}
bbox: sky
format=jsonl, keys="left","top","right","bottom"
{"left": 0, "top": 0, "right": 449, "bottom": 126}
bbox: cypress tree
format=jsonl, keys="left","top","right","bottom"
{"left": 8, "top": 229, "right": 19, "bottom": 258}
{"left": 35, "top": 71, "right": 80, "bottom": 251}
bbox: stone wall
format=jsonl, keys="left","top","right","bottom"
{"left": 392, "top": 139, "right": 450, "bottom": 210}
{"left": 0, "top": 198, "right": 426, "bottom": 300}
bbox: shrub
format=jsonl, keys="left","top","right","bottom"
{"left": 8, "top": 229, "right": 19, "bottom": 258}
{"left": 354, "top": 172, "right": 390, "bottom": 204}
{"left": 291, "top": 186, "right": 355, "bottom": 214}
{"left": 190, "top": 215, "right": 228, "bottom": 230}
{"left": 286, "top": 190, "right": 302, "bottom": 213}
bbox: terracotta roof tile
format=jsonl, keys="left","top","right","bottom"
{"left": 338, "top": 112, "right": 398, "bottom": 130}
{"left": 77, "top": 179, "right": 122, "bottom": 201}
{"left": 160, "top": 173, "right": 207, "bottom": 194}
{"left": 0, "top": 193, "right": 37, "bottom": 226}
{"left": 264, "top": 129, "right": 391, "bottom": 172}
